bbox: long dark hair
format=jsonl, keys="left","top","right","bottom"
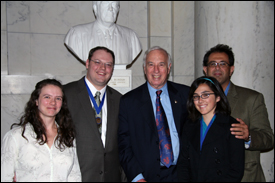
{"left": 11, "top": 79, "right": 76, "bottom": 151}
{"left": 187, "top": 76, "right": 231, "bottom": 122}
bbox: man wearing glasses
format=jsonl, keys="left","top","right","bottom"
{"left": 64, "top": 46, "right": 126, "bottom": 182}
{"left": 203, "top": 44, "right": 274, "bottom": 182}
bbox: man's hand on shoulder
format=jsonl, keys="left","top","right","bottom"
{"left": 230, "top": 118, "right": 249, "bottom": 141}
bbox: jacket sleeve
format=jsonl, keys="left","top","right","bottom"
{"left": 248, "top": 93, "right": 274, "bottom": 151}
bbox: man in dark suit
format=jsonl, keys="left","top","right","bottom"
{"left": 203, "top": 44, "right": 274, "bottom": 182}
{"left": 64, "top": 46, "right": 126, "bottom": 182}
{"left": 118, "top": 46, "right": 190, "bottom": 182}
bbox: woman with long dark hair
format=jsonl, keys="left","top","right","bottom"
{"left": 178, "top": 76, "right": 244, "bottom": 182}
{"left": 1, "top": 79, "right": 81, "bottom": 182}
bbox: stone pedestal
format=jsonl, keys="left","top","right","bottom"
{"left": 108, "top": 65, "right": 132, "bottom": 94}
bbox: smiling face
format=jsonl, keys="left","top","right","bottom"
{"left": 86, "top": 49, "right": 114, "bottom": 90}
{"left": 203, "top": 52, "right": 234, "bottom": 91}
{"left": 144, "top": 49, "right": 171, "bottom": 89}
{"left": 36, "top": 84, "right": 63, "bottom": 121}
{"left": 193, "top": 83, "right": 220, "bottom": 122}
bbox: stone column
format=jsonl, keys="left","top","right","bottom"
{"left": 172, "top": 1, "right": 195, "bottom": 85}
{"left": 195, "top": 2, "right": 274, "bottom": 181}
{"left": 148, "top": 1, "right": 196, "bottom": 86}
{"left": 148, "top": 1, "right": 172, "bottom": 80}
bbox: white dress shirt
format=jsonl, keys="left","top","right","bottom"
{"left": 1, "top": 124, "right": 81, "bottom": 182}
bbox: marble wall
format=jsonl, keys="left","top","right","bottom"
{"left": 1, "top": 1, "right": 273, "bottom": 181}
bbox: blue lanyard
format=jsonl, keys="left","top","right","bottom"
{"left": 84, "top": 80, "right": 106, "bottom": 115}
{"left": 200, "top": 114, "right": 216, "bottom": 151}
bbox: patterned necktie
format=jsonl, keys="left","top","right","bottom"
{"left": 94, "top": 91, "right": 102, "bottom": 134}
{"left": 156, "top": 90, "right": 173, "bottom": 168}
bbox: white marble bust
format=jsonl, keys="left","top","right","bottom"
{"left": 64, "top": 1, "right": 142, "bottom": 65}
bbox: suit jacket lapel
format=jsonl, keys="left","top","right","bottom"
{"left": 167, "top": 81, "right": 183, "bottom": 135}
{"left": 227, "top": 82, "right": 238, "bottom": 112}
{"left": 187, "top": 121, "right": 201, "bottom": 153}
{"left": 187, "top": 114, "right": 227, "bottom": 153}
{"left": 202, "top": 114, "right": 227, "bottom": 147}
{"left": 77, "top": 78, "right": 103, "bottom": 144}
{"left": 140, "top": 83, "right": 159, "bottom": 138}
{"left": 105, "top": 86, "right": 116, "bottom": 149}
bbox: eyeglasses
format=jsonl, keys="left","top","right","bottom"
{"left": 193, "top": 93, "right": 215, "bottom": 101}
{"left": 208, "top": 61, "right": 230, "bottom": 68}
{"left": 90, "top": 59, "right": 114, "bottom": 69}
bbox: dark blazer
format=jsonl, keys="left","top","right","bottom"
{"left": 118, "top": 81, "right": 190, "bottom": 182}
{"left": 64, "top": 77, "right": 125, "bottom": 182}
{"left": 227, "top": 82, "right": 274, "bottom": 182}
{"left": 178, "top": 113, "right": 245, "bottom": 182}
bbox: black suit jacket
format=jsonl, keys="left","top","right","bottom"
{"left": 64, "top": 77, "right": 124, "bottom": 182}
{"left": 118, "top": 81, "right": 190, "bottom": 181}
{"left": 178, "top": 113, "right": 245, "bottom": 182}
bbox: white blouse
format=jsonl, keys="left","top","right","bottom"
{"left": 1, "top": 124, "right": 81, "bottom": 182}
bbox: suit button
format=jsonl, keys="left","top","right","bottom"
{"left": 157, "top": 158, "right": 160, "bottom": 161}
{"left": 217, "top": 170, "right": 222, "bottom": 175}
{"left": 157, "top": 174, "right": 160, "bottom": 177}
{"left": 99, "top": 171, "right": 103, "bottom": 175}
{"left": 213, "top": 147, "right": 218, "bottom": 153}
{"left": 156, "top": 141, "right": 159, "bottom": 145}
{"left": 215, "top": 159, "right": 220, "bottom": 164}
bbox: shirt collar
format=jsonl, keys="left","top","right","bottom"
{"left": 147, "top": 82, "right": 168, "bottom": 98}
{"left": 224, "top": 81, "right": 231, "bottom": 96}
{"left": 85, "top": 77, "right": 106, "bottom": 99}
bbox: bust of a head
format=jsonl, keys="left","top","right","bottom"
{"left": 93, "top": 1, "right": 120, "bottom": 27}
{"left": 64, "top": 1, "right": 142, "bottom": 66}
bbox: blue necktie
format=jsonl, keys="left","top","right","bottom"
{"left": 156, "top": 90, "right": 173, "bottom": 168}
